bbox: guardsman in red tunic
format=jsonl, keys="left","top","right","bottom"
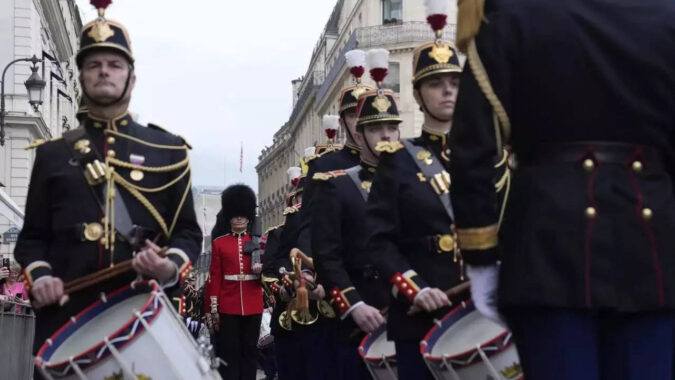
{"left": 205, "top": 184, "right": 263, "bottom": 380}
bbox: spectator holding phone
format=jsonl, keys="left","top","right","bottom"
{"left": 1, "top": 261, "right": 30, "bottom": 312}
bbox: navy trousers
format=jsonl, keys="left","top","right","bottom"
{"left": 394, "top": 340, "right": 434, "bottom": 380}
{"left": 505, "top": 308, "right": 675, "bottom": 380}
{"left": 336, "top": 341, "right": 370, "bottom": 380}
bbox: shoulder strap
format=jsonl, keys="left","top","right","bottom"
{"left": 62, "top": 128, "right": 138, "bottom": 242}
{"left": 400, "top": 139, "right": 454, "bottom": 221}
{"left": 345, "top": 166, "right": 368, "bottom": 202}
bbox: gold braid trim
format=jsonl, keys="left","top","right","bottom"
{"left": 456, "top": 225, "right": 499, "bottom": 250}
{"left": 113, "top": 165, "right": 190, "bottom": 193}
{"left": 114, "top": 175, "right": 170, "bottom": 237}
{"left": 467, "top": 39, "right": 511, "bottom": 143}
{"left": 106, "top": 129, "right": 189, "bottom": 150}
{"left": 107, "top": 155, "right": 189, "bottom": 173}
{"left": 168, "top": 172, "right": 192, "bottom": 237}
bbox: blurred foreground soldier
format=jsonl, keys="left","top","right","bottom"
{"left": 206, "top": 184, "right": 263, "bottom": 380}
{"left": 312, "top": 49, "right": 400, "bottom": 380}
{"left": 14, "top": 1, "right": 201, "bottom": 372}
{"left": 364, "top": 3, "right": 466, "bottom": 377}
{"left": 450, "top": 0, "right": 675, "bottom": 378}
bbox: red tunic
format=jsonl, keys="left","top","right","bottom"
{"left": 205, "top": 232, "right": 263, "bottom": 315}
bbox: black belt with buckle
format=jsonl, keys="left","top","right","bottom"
{"left": 54, "top": 223, "right": 160, "bottom": 247}
{"left": 401, "top": 234, "right": 455, "bottom": 253}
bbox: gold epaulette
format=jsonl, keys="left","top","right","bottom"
{"left": 24, "top": 137, "right": 62, "bottom": 150}
{"left": 264, "top": 224, "right": 283, "bottom": 235}
{"left": 283, "top": 206, "right": 299, "bottom": 216}
{"left": 313, "top": 170, "right": 347, "bottom": 181}
{"left": 148, "top": 123, "right": 192, "bottom": 149}
{"left": 375, "top": 141, "right": 404, "bottom": 153}
{"left": 457, "top": 0, "right": 486, "bottom": 53}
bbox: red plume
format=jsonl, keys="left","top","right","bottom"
{"left": 370, "top": 68, "right": 388, "bottom": 83}
{"left": 325, "top": 129, "right": 337, "bottom": 140}
{"left": 91, "top": 0, "right": 112, "bottom": 10}
{"left": 427, "top": 14, "right": 447, "bottom": 31}
{"left": 349, "top": 66, "right": 365, "bottom": 79}
{"left": 291, "top": 178, "right": 299, "bottom": 187}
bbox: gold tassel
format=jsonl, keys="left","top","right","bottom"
{"left": 457, "top": 0, "right": 485, "bottom": 53}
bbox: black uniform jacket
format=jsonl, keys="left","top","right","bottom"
{"left": 449, "top": 0, "right": 675, "bottom": 312}
{"left": 365, "top": 129, "right": 464, "bottom": 341}
{"left": 312, "top": 162, "right": 389, "bottom": 342}
{"left": 14, "top": 113, "right": 202, "bottom": 351}
{"left": 295, "top": 145, "right": 360, "bottom": 255}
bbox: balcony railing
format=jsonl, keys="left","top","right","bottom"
{"left": 357, "top": 21, "right": 456, "bottom": 48}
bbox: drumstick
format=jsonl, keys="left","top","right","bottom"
{"left": 64, "top": 247, "right": 168, "bottom": 294}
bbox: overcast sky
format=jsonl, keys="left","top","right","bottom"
{"left": 75, "top": 0, "right": 336, "bottom": 191}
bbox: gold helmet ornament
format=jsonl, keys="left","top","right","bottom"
{"left": 412, "top": 0, "right": 461, "bottom": 86}
{"left": 77, "top": 0, "right": 134, "bottom": 68}
{"left": 339, "top": 50, "right": 374, "bottom": 114}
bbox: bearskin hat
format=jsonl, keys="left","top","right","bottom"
{"left": 221, "top": 184, "right": 257, "bottom": 223}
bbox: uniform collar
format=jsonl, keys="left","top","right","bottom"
{"left": 345, "top": 142, "right": 360, "bottom": 157}
{"left": 87, "top": 112, "right": 133, "bottom": 131}
{"left": 421, "top": 125, "right": 448, "bottom": 147}
{"left": 231, "top": 230, "right": 247, "bottom": 238}
{"left": 360, "top": 160, "right": 377, "bottom": 174}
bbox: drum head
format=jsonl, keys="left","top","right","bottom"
{"left": 360, "top": 325, "right": 396, "bottom": 360}
{"left": 36, "top": 281, "right": 161, "bottom": 371}
{"left": 422, "top": 301, "right": 506, "bottom": 359}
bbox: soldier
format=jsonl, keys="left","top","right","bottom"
{"left": 206, "top": 184, "right": 264, "bottom": 380}
{"left": 293, "top": 49, "right": 374, "bottom": 256}
{"left": 311, "top": 49, "right": 400, "bottom": 380}
{"left": 261, "top": 167, "right": 303, "bottom": 380}
{"left": 14, "top": 0, "right": 201, "bottom": 368}
{"left": 363, "top": 4, "right": 466, "bottom": 378}
{"left": 449, "top": 0, "right": 675, "bottom": 379}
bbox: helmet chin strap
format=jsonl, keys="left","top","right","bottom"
{"left": 361, "top": 129, "right": 379, "bottom": 160}
{"left": 419, "top": 91, "right": 452, "bottom": 123}
{"left": 341, "top": 113, "right": 358, "bottom": 146}
{"left": 83, "top": 66, "right": 134, "bottom": 108}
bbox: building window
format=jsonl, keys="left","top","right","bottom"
{"left": 384, "top": 62, "right": 400, "bottom": 93}
{"left": 383, "top": 0, "right": 402, "bottom": 25}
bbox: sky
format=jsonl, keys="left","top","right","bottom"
{"left": 75, "top": 0, "right": 337, "bottom": 191}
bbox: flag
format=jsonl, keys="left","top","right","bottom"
{"left": 239, "top": 142, "right": 243, "bottom": 173}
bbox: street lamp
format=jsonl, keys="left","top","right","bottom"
{"left": 0, "top": 55, "right": 45, "bottom": 146}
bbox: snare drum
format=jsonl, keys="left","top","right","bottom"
{"left": 358, "top": 325, "right": 397, "bottom": 379}
{"left": 421, "top": 301, "right": 523, "bottom": 380}
{"left": 35, "top": 281, "right": 221, "bottom": 380}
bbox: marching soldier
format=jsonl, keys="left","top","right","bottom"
{"left": 311, "top": 49, "right": 400, "bottom": 380}
{"left": 206, "top": 184, "right": 264, "bottom": 380}
{"left": 294, "top": 49, "right": 374, "bottom": 255}
{"left": 450, "top": 0, "right": 675, "bottom": 378}
{"left": 363, "top": 3, "right": 468, "bottom": 378}
{"left": 261, "top": 168, "right": 304, "bottom": 380}
{"left": 14, "top": 0, "right": 201, "bottom": 370}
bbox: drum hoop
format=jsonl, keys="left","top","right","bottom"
{"left": 420, "top": 300, "right": 513, "bottom": 368}
{"left": 35, "top": 281, "right": 163, "bottom": 375}
{"left": 358, "top": 325, "right": 396, "bottom": 361}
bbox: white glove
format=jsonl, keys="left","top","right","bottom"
{"left": 466, "top": 264, "right": 506, "bottom": 327}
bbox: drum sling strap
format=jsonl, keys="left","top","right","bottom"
{"left": 401, "top": 138, "right": 455, "bottom": 221}
{"left": 62, "top": 128, "right": 137, "bottom": 243}
{"left": 345, "top": 165, "right": 369, "bottom": 202}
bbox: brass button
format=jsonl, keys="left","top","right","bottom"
{"left": 585, "top": 207, "right": 597, "bottom": 219}
{"left": 120, "top": 120, "right": 129, "bottom": 126}
{"left": 582, "top": 159, "right": 595, "bottom": 172}
{"left": 642, "top": 208, "right": 653, "bottom": 220}
{"left": 93, "top": 122, "right": 103, "bottom": 128}
{"left": 106, "top": 150, "right": 116, "bottom": 158}
{"left": 407, "top": 289, "right": 413, "bottom": 295}
{"left": 401, "top": 283, "right": 408, "bottom": 289}
{"left": 107, "top": 136, "right": 116, "bottom": 144}
{"left": 632, "top": 161, "right": 643, "bottom": 173}
{"left": 438, "top": 234, "right": 455, "bottom": 252}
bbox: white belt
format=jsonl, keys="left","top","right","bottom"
{"left": 224, "top": 274, "right": 259, "bottom": 281}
